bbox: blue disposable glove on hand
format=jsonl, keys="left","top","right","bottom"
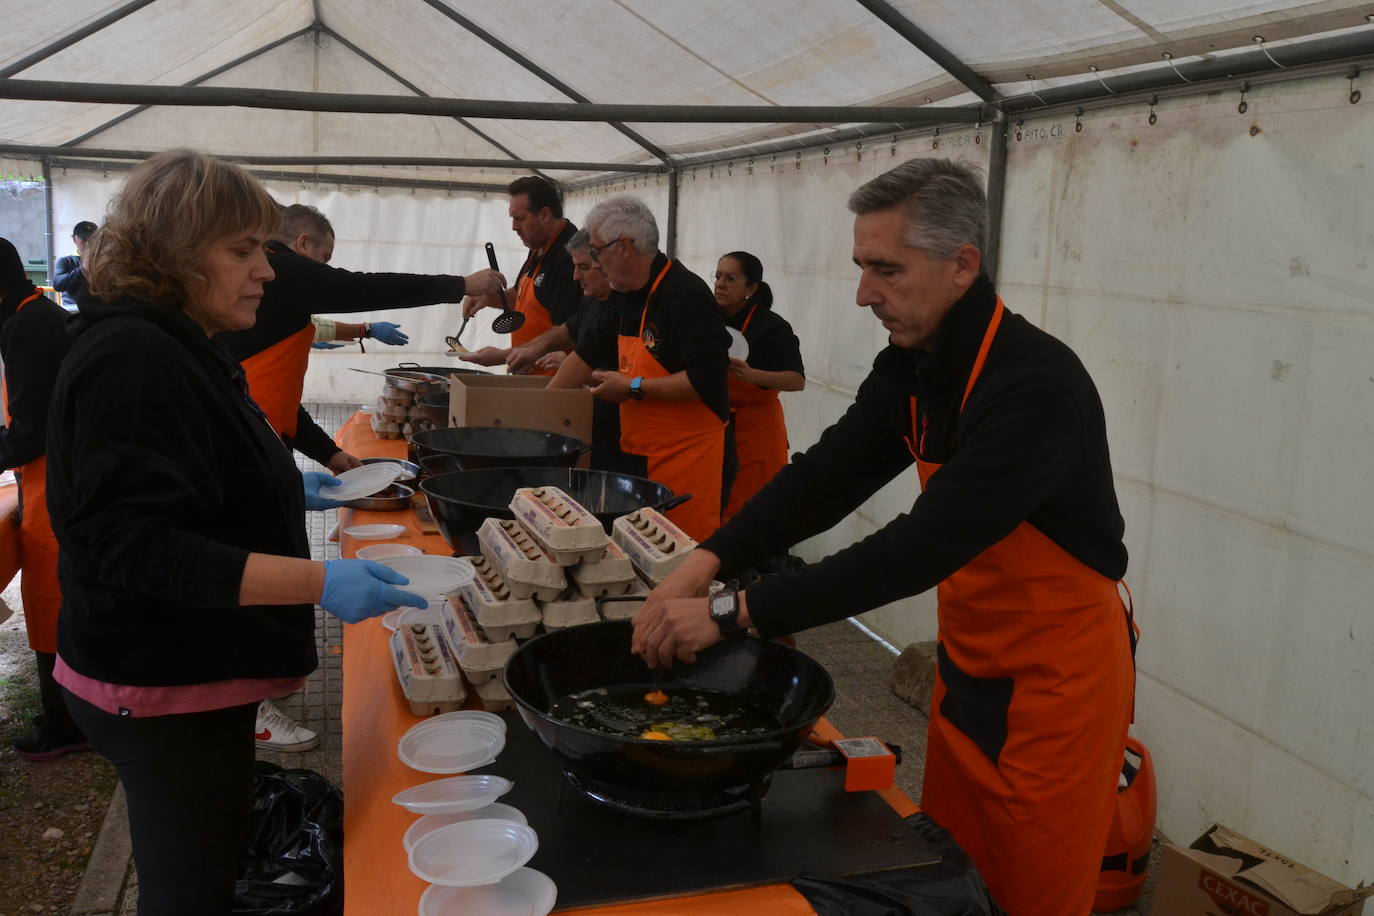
{"left": 311, "top": 341, "right": 345, "bottom": 349}
{"left": 320, "top": 559, "right": 427, "bottom": 623}
{"left": 302, "top": 471, "right": 345, "bottom": 510}
{"left": 369, "top": 321, "right": 408, "bottom": 346}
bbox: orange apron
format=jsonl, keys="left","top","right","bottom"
{"left": 240, "top": 324, "right": 315, "bottom": 439}
{"left": 723, "top": 303, "right": 789, "bottom": 521}
{"left": 910, "top": 297, "right": 1135, "bottom": 916}
{"left": 617, "top": 261, "right": 725, "bottom": 542}
{"left": 3, "top": 292, "right": 62, "bottom": 653}
{"left": 512, "top": 227, "right": 564, "bottom": 376}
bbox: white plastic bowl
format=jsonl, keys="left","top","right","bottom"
{"left": 392, "top": 774, "right": 513, "bottom": 815}
{"left": 402, "top": 804, "right": 528, "bottom": 854}
{"left": 418, "top": 867, "right": 556, "bottom": 915}
{"left": 408, "top": 819, "right": 538, "bottom": 887}
{"left": 356, "top": 543, "right": 423, "bottom": 562}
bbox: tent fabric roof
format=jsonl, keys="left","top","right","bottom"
{"left": 0, "top": 0, "right": 1369, "bottom": 182}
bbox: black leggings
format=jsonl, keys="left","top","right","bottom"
{"left": 63, "top": 689, "right": 257, "bottom": 916}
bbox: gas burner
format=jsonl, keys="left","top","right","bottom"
{"left": 560, "top": 770, "right": 770, "bottom": 821}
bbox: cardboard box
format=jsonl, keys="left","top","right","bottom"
{"left": 447, "top": 373, "right": 592, "bottom": 447}
{"left": 1153, "top": 824, "right": 1371, "bottom": 916}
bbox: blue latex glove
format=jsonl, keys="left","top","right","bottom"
{"left": 369, "top": 321, "right": 408, "bottom": 346}
{"left": 302, "top": 471, "right": 345, "bottom": 510}
{"left": 320, "top": 559, "right": 426, "bottom": 623}
{"left": 311, "top": 340, "right": 345, "bottom": 349}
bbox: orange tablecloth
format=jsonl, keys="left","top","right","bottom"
{"left": 335, "top": 413, "right": 917, "bottom": 914}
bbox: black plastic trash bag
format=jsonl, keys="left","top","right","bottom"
{"left": 793, "top": 812, "right": 1006, "bottom": 916}
{"left": 233, "top": 761, "right": 344, "bottom": 916}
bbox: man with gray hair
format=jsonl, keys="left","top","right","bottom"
{"left": 632, "top": 158, "right": 1135, "bottom": 915}
{"left": 569, "top": 194, "right": 730, "bottom": 540}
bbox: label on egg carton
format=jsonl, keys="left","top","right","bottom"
{"left": 458, "top": 556, "right": 542, "bottom": 635}
{"left": 536, "top": 587, "right": 600, "bottom": 630}
{"left": 568, "top": 540, "right": 637, "bottom": 596}
{"left": 510, "top": 486, "right": 609, "bottom": 558}
{"left": 612, "top": 508, "right": 697, "bottom": 584}
{"left": 389, "top": 622, "right": 466, "bottom": 716}
{"left": 476, "top": 517, "right": 566, "bottom": 600}
{"left": 442, "top": 592, "right": 524, "bottom": 671}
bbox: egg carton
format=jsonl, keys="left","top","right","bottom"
{"left": 369, "top": 413, "right": 402, "bottom": 439}
{"left": 509, "top": 486, "right": 609, "bottom": 564}
{"left": 476, "top": 518, "right": 565, "bottom": 600}
{"left": 380, "top": 385, "right": 414, "bottom": 404}
{"left": 474, "top": 676, "right": 515, "bottom": 712}
{"left": 536, "top": 588, "right": 600, "bottom": 630}
{"left": 612, "top": 508, "right": 698, "bottom": 585}
{"left": 375, "top": 398, "right": 410, "bottom": 421}
{"left": 441, "top": 593, "right": 525, "bottom": 671}
{"left": 389, "top": 621, "right": 466, "bottom": 716}
{"left": 568, "top": 540, "right": 637, "bottom": 597}
{"left": 457, "top": 556, "right": 542, "bottom": 638}
{"left": 595, "top": 576, "right": 653, "bottom": 620}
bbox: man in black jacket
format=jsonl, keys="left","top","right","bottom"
{"left": 217, "top": 204, "right": 505, "bottom": 471}
{"left": 0, "top": 237, "right": 87, "bottom": 760}
{"left": 52, "top": 220, "right": 97, "bottom": 310}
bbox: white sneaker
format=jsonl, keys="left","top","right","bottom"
{"left": 254, "top": 699, "right": 320, "bottom": 753}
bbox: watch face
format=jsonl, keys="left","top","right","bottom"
{"left": 710, "top": 594, "right": 733, "bottom": 617}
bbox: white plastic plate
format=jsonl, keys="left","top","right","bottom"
{"left": 356, "top": 543, "right": 423, "bottom": 562}
{"left": 408, "top": 819, "right": 538, "bottom": 887}
{"left": 398, "top": 719, "right": 505, "bottom": 774}
{"left": 426, "top": 710, "right": 507, "bottom": 735}
{"left": 402, "top": 804, "right": 528, "bottom": 854}
{"left": 392, "top": 774, "right": 513, "bottom": 815}
{"left": 344, "top": 523, "right": 408, "bottom": 541}
{"left": 418, "top": 867, "right": 556, "bottom": 916}
{"left": 727, "top": 327, "right": 749, "bottom": 361}
{"left": 328, "top": 463, "right": 403, "bottom": 502}
{"left": 377, "top": 555, "right": 475, "bottom": 594}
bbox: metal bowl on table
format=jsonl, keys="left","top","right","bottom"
{"left": 342, "top": 482, "right": 415, "bottom": 511}
{"left": 359, "top": 456, "right": 420, "bottom": 485}
{"left": 413, "top": 392, "right": 449, "bottom": 428}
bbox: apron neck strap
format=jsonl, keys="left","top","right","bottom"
{"left": 959, "top": 296, "right": 1004, "bottom": 413}
{"left": 636, "top": 259, "right": 675, "bottom": 337}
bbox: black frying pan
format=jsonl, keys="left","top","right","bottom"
{"left": 407, "top": 426, "right": 589, "bottom": 470}
{"left": 504, "top": 621, "right": 835, "bottom": 798}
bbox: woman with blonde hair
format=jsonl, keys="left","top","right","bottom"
{"left": 45, "top": 150, "right": 424, "bottom": 915}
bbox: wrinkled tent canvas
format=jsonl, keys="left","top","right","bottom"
{"left": 1, "top": 0, "right": 1371, "bottom": 888}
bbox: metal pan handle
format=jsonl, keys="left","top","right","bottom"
{"left": 594, "top": 595, "right": 643, "bottom": 623}
{"left": 485, "top": 242, "right": 500, "bottom": 272}
{"left": 658, "top": 494, "right": 693, "bottom": 512}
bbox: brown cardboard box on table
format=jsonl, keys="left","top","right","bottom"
{"left": 448, "top": 373, "right": 592, "bottom": 447}
{"left": 1153, "top": 824, "right": 1372, "bottom": 916}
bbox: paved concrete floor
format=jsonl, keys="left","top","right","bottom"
{"left": 94, "top": 403, "right": 1156, "bottom": 915}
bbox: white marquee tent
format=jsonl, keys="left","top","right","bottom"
{"left": 2, "top": 0, "right": 1371, "bottom": 885}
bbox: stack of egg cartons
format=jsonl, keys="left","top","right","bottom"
{"left": 389, "top": 617, "right": 466, "bottom": 714}
{"left": 509, "top": 487, "right": 619, "bottom": 632}
{"left": 610, "top": 507, "right": 699, "bottom": 616}
{"left": 443, "top": 555, "right": 540, "bottom": 710}
{"left": 371, "top": 382, "right": 412, "bottom": 439}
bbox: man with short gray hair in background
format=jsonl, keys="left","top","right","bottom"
{"left": 559, "top": 194, "right": 730, "bottom": 541}
{"left": 632, "top": 158, "right": 1136, "bottom": 915}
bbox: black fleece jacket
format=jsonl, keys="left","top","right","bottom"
{"left": 0, "top": 289, "right": 68, "bottom": 470}
{"left": 703, "top": 275, "right": 1127, "bottom": 637}
{"left": 48, "top": 294, "right": 315, "bottom": 686}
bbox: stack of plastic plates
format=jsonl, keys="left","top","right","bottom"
{"left": 409, "top": 819, "right": 539, "bottom": 888}
{"left": 397, "top": 713, "right": 505, "bottom": 774}
{"left": 403, "top": 803, "right": 527, "bottom": 854}
{"left": 417, "top": 867, "right": 556, "bottom": 915}
{"left": 392, "top": 774, "right": 514, "bottom": 815}
{"left": 328, "top": 463, "right": 403, "bottom": 501}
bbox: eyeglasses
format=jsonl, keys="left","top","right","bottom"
{"left": 589, "top": 237, "right": 629, "bottom": 262}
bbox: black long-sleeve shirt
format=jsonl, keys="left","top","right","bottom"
{"left": 49, "top": 294, "right": 314, "bottom": 686}
{"left": 702, "top": 275, "right": 1127, "bottom": 638}
{"left": 0, "top": 290, "right": 69, "bottom": 470}
{"left": 217, "top": 241, "right": 469, "bottom": 465}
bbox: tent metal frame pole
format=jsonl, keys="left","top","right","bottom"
{"left": 41, "top": 156, "right": 55, "bottom": 285}
{"left": 43, "top": 156, "right": 509, "bottom": 194}
{"left": 320, "top": 27, "right": 528, "bottom": 167}
{"left": 416, "top": 0, "right": 669, "bottom": 162}
{"left": 983, "top": 115, "right": 1009, "bottom": 282}
{"left": 853, "top": 0, "right": 999, "bottom": 103}
{"left": 63, "top": 27, "right": 315, "bottom": 148}
{"left": 0, "top": 145, "right": 664, "bottom": 173}
{"left": 665, "top": 167, "right": 680, "bottom": 259}
{"left": 0, "top": 0, "right": 161, "bottom": 78}
{"left": 0, "top": 78, "right": 986, "bottom": 125}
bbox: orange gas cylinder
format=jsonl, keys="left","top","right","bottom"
{"left": 1094, "top": 736, "right": 1156, "bottom": 912}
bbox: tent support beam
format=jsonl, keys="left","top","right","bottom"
{"left": 63, "top": 27, "right": 315, "bottom": 148}
{"left": 0, "top": 0, "right": 161, "bottom": 78}
{"left": 853, "top": 0, "right": 999, "bottom": 103}
{"left": 42, "top": 156, "right": 509, "bottom": 193}
{"left": 665, "top": 167, "right": 680, "bottom": 258}
{"left": 41, "top": 157, "right": 55, "bottom": 285}
{"left": 416, "top": 0, "right": 669, "bottom": 162}
{"left": 320, "top": 26, "right": 529, "bottom": 167}
{"left": 0, "top": 144, "right": 664, "bottom": 173}
{"left": 983, "top": 115, "right": 1009, "bottom": 282}
{"left": 0, "top": 78, "right": 985, "bottom": 125}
